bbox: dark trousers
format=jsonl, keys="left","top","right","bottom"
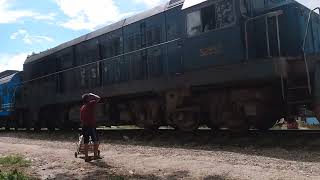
{"left": 82, "top": 126, "right": 99, "bottom": 144}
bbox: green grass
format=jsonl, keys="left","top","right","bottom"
{"left": 0, "top": 155, "right": 31, "bottom": 180}
{"left": 0, "top": 169, "right": 29, "bottom": 180}
{"left": 109, "top": 176, "right": 125, "bottom": 180}
{"left": 0, "top": 155, "right": 30, "bottom": 167}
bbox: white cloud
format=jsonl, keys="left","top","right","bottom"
{"left": 0, "top": 0, "right": 35, "bottom": 23}
{"left": 297, "top": 0, "right": 320, "bottom": 10}
{"left": 0, "top": 0, "right": 55, "bottom": 24}
{"left": 134, "top": 0, "right": 163, "bottom": 8}
{"left": 33, "top": 13, "right": 56, "bottom": 21}
{"left": 0, "top": 53, "right": 29, "bottom": 72}
{"left": 10, "top": 29, "right": 54, "bottom": 45}
{"left": 55, "top": 0, "right": 133, "bottom": 31}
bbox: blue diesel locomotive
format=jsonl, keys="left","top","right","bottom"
{"left": 2, "top": 0, "right": 320, "bottom": 131}
{"left": 0, "top": 71, "right": 21, "bottom": 129}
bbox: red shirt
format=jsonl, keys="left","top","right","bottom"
{"left": 80, "top": 100, "right": 98, "bottom": 127}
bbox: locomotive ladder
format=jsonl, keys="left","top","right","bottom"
{"left": 301, "top": 7, "right": 320, "bottom": 95}
{"left": 285, "top": 8, "right": 320, "bottom": 109}
{"left": 244, "top": 9, "right": 314, "bottom": 109}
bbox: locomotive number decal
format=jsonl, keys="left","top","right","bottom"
{"left": 200, "top": 47, "right": 218, "bottom": 57}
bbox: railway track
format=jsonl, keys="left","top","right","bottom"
{"left": 1, "top": 126, "right": 320, "bottom": 135}
{"left": 1, "top": 127, "right": 320, "bottom": 150}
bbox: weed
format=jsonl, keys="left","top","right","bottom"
{"left": 0, "top": 155, "right": 30, "bottom": 167}
{"left": 0, "top": 155, "right": 31, "bottom": 180}
{"left": 0, "top": 169, "right": 29, "bottom": 180}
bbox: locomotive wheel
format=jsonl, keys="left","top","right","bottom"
{"left": 207, "top": 104, "right": 224, "bottom": 131}
{"left": 206, "top": 92, "right": 225, "bottom": 131}
{"left": 132, "top": 101, "right": 161, "bottom": 130}
{"left": 171, "top": 111, "right": 199, "bottom": 132}
{"left": 313, "top": 104, "right": 320, "bottom": 121}
{"left": 34, "top": 125, "right": 41, "bottom": 132}
{"left": 135, "top": 114, "right": 161, "bottom": 130}
{"left": 225, "top": 111, "right": 249, "bottom": 132}
{"left": 47, "top": 118, "right": 56, "bottom": 131}
{"left": 222, "top": 101, "right": 249, "bottom": 132}
{"left": 253, "top": 116, "right": 278, "bottom": 130}
{"left": 251, "top": 103, "right": 281, "bottom": 130}
{"left": 4, "top": 119, "right": 11, "bottom": 131}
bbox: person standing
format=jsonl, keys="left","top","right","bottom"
{"left": 80, "top": 93, "right": 101, "bottom": 162}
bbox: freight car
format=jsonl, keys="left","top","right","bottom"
{"left": 0, "top": 71, "right": 21, "bottom": 129}
{"left": 5, "top": 0, "right": 320, "bottom": 131}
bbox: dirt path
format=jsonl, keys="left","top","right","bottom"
{"left": 0, "top": 133, "right": 320, "bottom": 180}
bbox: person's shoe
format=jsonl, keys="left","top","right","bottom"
{"left": 93, "top": 156, "right": 102, "bottom": 160}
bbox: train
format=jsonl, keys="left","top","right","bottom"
{"left": 1, "top": 0, "right": 320, "bottom": 131}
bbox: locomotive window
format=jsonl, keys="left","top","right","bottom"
{"left": 169, "top": 0, "right": 180, "bottom": 5}
{"left": 216, "top": 0, "right": 235, "bottom": 28}
{"left": 57, "top": 47, "right": 74, "bottom": 70}
{"left": 126, "top": 33, "right": 141, "bottom": 52}
{"left": 147, "top": 26, "right": 161, "bottom": 46}
{"left": 202, "top": 5, "right": 216, "bottom": 32}
{"left": 141, "top": 22, "right": 147, "bottom": 47}
{"left": 252, "top": 0, "right": 265, "bottom": 9}
{"left": 75, "top": 39, "right": 99, "bottom": 65}
{"left": 60, "top": 54, "right": 73, "bottom": 69}
{"left": 187, "top": 0, "right": 235, "bottom": 37}
{"left": 166, "top": 7, "right": 183, "bottom": 40}
{"left": 187, "top": 11, "right": 202, "bottom": 36}
{"left": 240, "top": 0, "right": 249, "bottom": 16}
{"left": 100, "top": 34, "right": 122, "bottom": 59}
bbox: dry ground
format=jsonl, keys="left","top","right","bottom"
{"left": 0, "top": 131, "right": 320, "bottom": 180}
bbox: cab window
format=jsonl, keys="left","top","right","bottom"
{"left": 187, "top": 0, "right": 235, "bottom": 37}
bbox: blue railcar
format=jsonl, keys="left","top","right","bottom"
{"left": 14, "top": 0, "right": 320, "bottom": 131}
{"left": 0, "top": 71, "right": 21, "bottom": 128}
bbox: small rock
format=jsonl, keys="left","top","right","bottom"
{"left": 129, "top": 170, "right": 134, "bottom": 175}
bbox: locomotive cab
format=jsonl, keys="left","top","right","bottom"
{"left": 181, "top": 0, "right": 243, "bottom": 70}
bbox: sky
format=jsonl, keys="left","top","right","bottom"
{"left": 0, "top": 0, "right": 317, "bottom": 72}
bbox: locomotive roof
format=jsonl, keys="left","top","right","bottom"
{"left": 25, "top": 0, "right": 185, "bottom": 65}
{"left": 0, "top": 72, "right": 19, "bottom": 85}
{"left": 0, "top": 70, "right": 19, "bottom": 79}
{"left": 24, "top": 0, "right": 308, "bottom": 65}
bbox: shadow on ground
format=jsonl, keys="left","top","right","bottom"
{"left": 1, "top": 130, "right": 320, "bottom": 163}
{"left": 52, "top": 167, "right": 197, "bottom": 180}
{"left": 53, "top": 169, "right": 232, "bottom": 180}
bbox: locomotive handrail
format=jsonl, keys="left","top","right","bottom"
{"left": 1, "top": 103, "right": 13, "bottom": 109}
{"left": 9, "top": 86, "right": 18, "bottom": 109}
{"left": 244, "top": 10, "right": 285, "bottom": 101}
{"left": 12, "top": 38, "right": 181, "bottom": 86}
{"left": 302, "top": 7, "right": 320, "bottom": 95}
{"left": 244, "top": 10, "right": 283, "bottom": 60}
